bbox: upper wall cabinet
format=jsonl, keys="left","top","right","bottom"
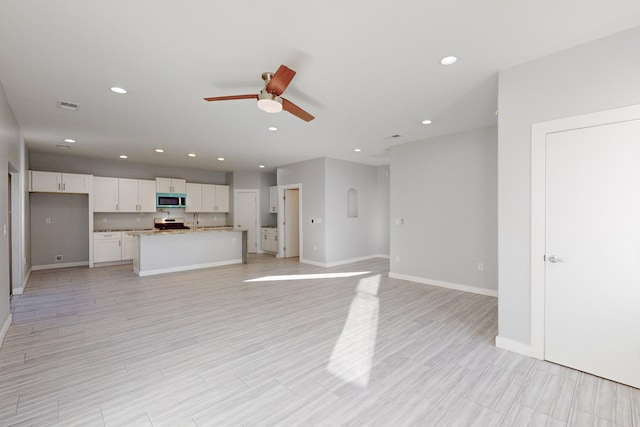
{"left": 29, "top": 171, "right": 91, "bottom": 194}
{"left": 156, "top": 177, "right": 186, "bottom": 194}
{"left": 93, "top": 177, "right": 156, "bottom": 213}
{"left": 269, "top": 186, "right": 278, "bottom": 213}
{"left": 93, "top": 177, "right": 119, "bottom": 212}
{"left": 186, "top": 183, "right": 229, "bottom": 213}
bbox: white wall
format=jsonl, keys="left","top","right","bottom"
{"left": 498, "top": 26, "right": 640, "bottom": 345}
{"left": 325, "top": 158, "right": 388, "bottom": 263}
{"left": 277, "top": 158, "right": 326, "bottom": 264}
{"left": 390, "top": 126, "right": 498, "bottom": 293}
{"left": 0, "top": 80, "right": 27, "bottom": 340}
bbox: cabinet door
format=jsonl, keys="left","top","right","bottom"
{"left": 156, "top": 177, "right": 173, "bottom": 193}
{"left": 271, "top": 231, "right": 279, "bottom": 253}
{"left": 185, "top": 183, "right": 203, "bottom": 212}
{"left": 215, "top": 185, "right": 230, "bottom": 212}
{"left": 201, "top": 184, "right": 216, "bottom": 212}
{"left": 121, "top": 235, "right": 134, "bottom": 260}
{"left": 270, "top": 186, "right": 278, "bottom": 213}
{"left": 118, "top": 179, "right": 139, "bottom": 212}
{"left": 93, "top": 177, "right": 119, "bottom": 212}
{"left": 171, "top": 179, "right": 187, "bottom": 194}
{"left": 29, "top": 171, "right": 61, "bottom": 192}
{"left": 62, "top": 173, "right": 90, "bottom": 193}
{"left": 138, "top": 180, "right": 157, "bottom": 212}
{"left": 94, "top": 234, "right": 122, "bottom": 262}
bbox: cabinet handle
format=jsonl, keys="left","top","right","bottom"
{"left": 58, "top": 182, "right": 61, "bottom": 191}
{"left": 119, "top": 240, "right": 121, "bottom": 247}
{"left": 63, "top": 183, "right": 66, "bottom": 191}
{"left": 116, "top": 204, "right": 119, "bottom": 211}
{"left": 264, "top": 235, "right": 267, "bottom": 240}
{"left": 275, "top": 235, "right": 278, "bottom": 241}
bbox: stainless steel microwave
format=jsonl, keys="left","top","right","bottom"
{"left": 156, "top": 193, "right": 186, "bottom": 208}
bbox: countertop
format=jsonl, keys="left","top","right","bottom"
{"left": 126, "top": 227, "right": 242, "bottom": 236}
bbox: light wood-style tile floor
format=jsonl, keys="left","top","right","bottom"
{"left": 1, "top": 255, "right": 638, "bottom": 426}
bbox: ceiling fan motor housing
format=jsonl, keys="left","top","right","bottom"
{"left": 257, "top": 90, "right": 283, "bottom": 113}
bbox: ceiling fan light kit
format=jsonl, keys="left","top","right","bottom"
{"left": 257, "top": 91, "right": 283, "bottom": 113}
{"left": 204, "top": 64, "right": 315, "bottom": 122}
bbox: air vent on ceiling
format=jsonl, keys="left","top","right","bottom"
{"left": 385, "top": 134, "right": 402, "bottom": 140}
{"left": 57, "top": 100, "right": 79, "bottom": 111}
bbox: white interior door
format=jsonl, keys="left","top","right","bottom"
{"left": 545, "top": 119, "right": 640, "bottom": 388}
{"left": 284, "top": 189, "right": 299, "bottom": 258}
{"left": 235, "top": 191, "right": 258, "bottom": 253}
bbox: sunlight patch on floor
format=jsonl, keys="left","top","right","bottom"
{"left": 327, "top": 274, "right": 381, "bottom": 387}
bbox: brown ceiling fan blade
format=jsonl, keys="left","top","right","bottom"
{"left": 266, "top": 65, "right": 296, "bottom": 96}
{"left": 203, "top": 94, "right": 257, "bottom": 102}
{"left": 282, "top": 98, "right": 315, "bottom": 122}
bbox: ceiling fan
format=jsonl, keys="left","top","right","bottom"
{"left": 204, "top": 65, "right": 315, "bottom": 122}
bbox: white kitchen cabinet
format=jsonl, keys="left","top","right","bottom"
{"left": 138, "top": 180, "right": 157, "bottom": 212}
{"left": 269, "top": 186, "right": 278, "bottom": 213}
{"left": 215, "top": 185, "right": 229, "bottom": 212}
{"left": 202, "top": 184, "right": 215, "bottom": 212}
{"left": 29, "top": 171, "right": 91, "bottom": 194}
{"left": 156, "top": 177, "right": 186, "bottom": 194}
{"left": 93, "top": 177, "right": 119, "bottom": 212}
{"left": 186, "top": 183, "right": 229, "bottom": 213}
{"left": 117, "top": 179, "right": 157, "bottom": 213}
{"left": 121, "top": 234, "right": 134, "bottom": 260}
{"left": 261, "top": 227, "right": 278, "bottom": 253}
{"left": 94, "top": 232, "right": 134, "bottom": 262}
{"left": 93, "top": 232, "right": 123, "bottom": 263}
{"left": 185, "top": 183, "right": 203, "bottom": 212}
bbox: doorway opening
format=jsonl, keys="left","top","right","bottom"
{"left": 279, "top": 185, "right": 302, "bottom": 259}
{"left": 234, "top": 189, "right": 259, "bottom": 254}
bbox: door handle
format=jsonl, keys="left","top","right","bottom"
{"left": 548, "top": 255, "right": 567, "bottom": 263}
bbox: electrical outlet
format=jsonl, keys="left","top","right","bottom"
{"left": 136, "top": 217, "right": 140, "bottom": 222}
{"left": 45, "top": 217, "right": 51, "bottom": 224}
{"left": 55, "top": 254, "right": 63, "bottom": 262}
{"left": 477, "top": 262, "right": 484, "bottom": 272}
{"left": 103, "top": 218, "right": 108, "bottom": 223}
{"left": 313, "top": 245, "right": 317, "bottom": 251}
{"left": 395, "top": 256, "right": 400, "bottom": 263}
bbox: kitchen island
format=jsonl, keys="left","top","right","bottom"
{"left": 128, "top": 227, "right": 247, "bottom": 277}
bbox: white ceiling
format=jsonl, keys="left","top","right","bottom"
{"left": 1, "top": 1, "right": 639, "bottom": 172}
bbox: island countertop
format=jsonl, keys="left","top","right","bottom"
{"left": 125, "top": 226, "right": 240, "bottom": 236}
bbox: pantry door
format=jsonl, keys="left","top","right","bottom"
{"left": 544, "top": 118, "right": 640, "bottom": 388}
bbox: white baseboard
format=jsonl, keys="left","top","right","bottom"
{"left": 32, "top": 261, "right": 89, "bottom": 271}
{"left": 495, "top": 336, "right": 543, "bottom": 359}
{"left": 300, "top": 255, "right": 389, "bottom": 268}
{"left": 137, "top": 259, "right": 243, "bottom": 277}
{"left": 93, "top": 260, "right": 133, "bottom": 268}
{"left": 388, "top": 272, "right": 498, "bottom": 297}
{"left": 0, "top": 314, "right": 12, "bottom": 348}
{"left": 12, "top": 267, "right": 31, "bottom": 295}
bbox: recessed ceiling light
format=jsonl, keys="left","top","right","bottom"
{"left": 188, "top": 153, "right": 196, "bottom": 157}
{"left": 421, "top": 119, "right": 433, "bottom": 125}
{"left": 354, "top": 148, "right": 362, "bottom": 152}
{"left": 119, "top": 155, "right": 128, "bottom": 159}
{"left": 63, "top": 138, "right": 76, "bottom": 143}
{"left": 217, "top": 157, "right": 225, "bottom": 161}
{"left": 56, "top": 145, "right": 70, "bottom": 150}
{"left": 259, "top": 165, "right": 265, "bottom": 169}
{"left": 154, "top": 148, "right": 164, "bottom": 153}
{"left": 110, "top": 86, "right": 127, "bottom": 94}
{"left": 268, "top": 126, "right": 278, "bottom": 132}
{"left": 440, "top": 56, "right": 458, "bottom": 66}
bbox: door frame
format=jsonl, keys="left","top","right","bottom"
{"left": 277, "top": 183, "right": 302, "bottom": 260}
{"left": 530, "top": 103, "right": 640, "bottom": 359}
{"left": 233, "top": 189, "right": 260, "bottom": 254}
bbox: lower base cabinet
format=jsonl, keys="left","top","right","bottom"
{"left": 94, "top": 232, "right": 134, "bottom": 263}
{"left": 261, "top": 228, "right": 278, "bottom": 253}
